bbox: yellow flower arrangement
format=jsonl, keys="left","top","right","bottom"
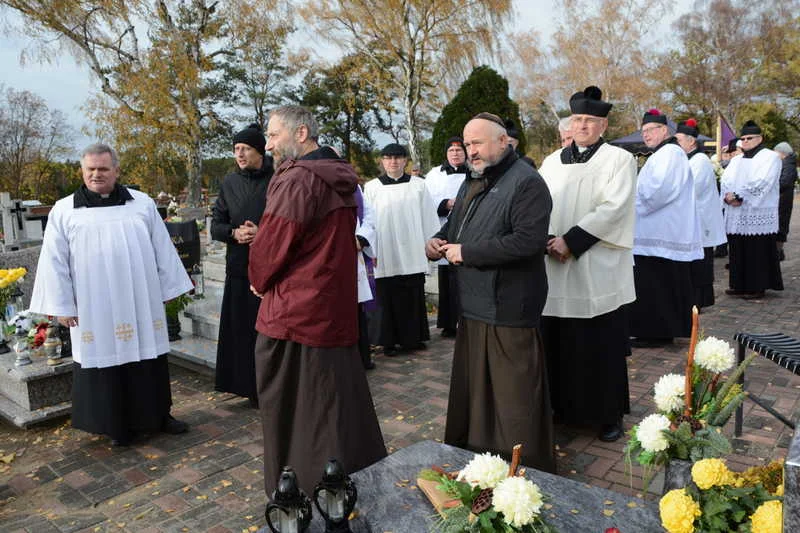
{"left": 691, "top": 458, "right": 733, "bottom": 490}
{"left": 660, "top": 457, "right": 783, "bottom": 533}
{"left": 750, "top": 500, "right": 782, "bottom": 533}
{"left": 0, "top": 268, "right": 26, "bottom": 289}
{"left": 0, "top": 267, "right": 27, "bottom": 315}
{"left": 659, "top": 488, "right": 701, "bottom": 533}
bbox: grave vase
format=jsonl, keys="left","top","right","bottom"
{"left": 663, "top": 458, "right": 694, "bottom": 494}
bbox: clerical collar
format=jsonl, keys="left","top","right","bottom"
{"left": 560, "top": 138, "right": 605, "bottom": 164}
{"left": 440, "top": 163, "right": 468, "bottom": 175}
{"left": 378, "top": 173, "right": 411, "bottom": 186}
{"left": 74, "top": 183, "right": 133, "bottom": 208}
{"left": 653, "top": 136, "right": 679, "bottom": 152}
{"left": 687, "top": 148, "right": 703, "bottom": 159}
{"left": 742, "top": 143, "right": 766, "bottom": 159}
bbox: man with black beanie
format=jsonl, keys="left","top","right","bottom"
{"left": 210, "top": 123, "right": 273, "bottom": 405}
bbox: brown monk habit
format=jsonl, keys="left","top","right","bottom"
{"left": 445, "top": 318, "right": 556, "bottom": 473}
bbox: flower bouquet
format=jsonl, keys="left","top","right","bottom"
{"left": 0, "top": 267, "right": 27, "bottom": 317}
{"left": 418, "top": 445, "right": 556, "bottom": 532}
{"left": 624, "top": 307, "right": 756, "bottom": 487}
{"left": 659, "top": 458, "right": 783, "bottom": 533}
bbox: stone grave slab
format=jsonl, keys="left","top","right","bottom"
{"left": 0, "top": 350, "right": 72, "bottom": 428}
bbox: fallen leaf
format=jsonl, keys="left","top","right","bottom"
{"left": 603, "top": 509, "right": 615, "bottom": 517}
{"left": 220, "top": 480, "right": 232, "bottom": 487}
{"left": 570, "top": 509, "right": 579, "bottom": 514}
{"left": 604, "top": 500, "right": 614, "bottom": 505}
{"left": 0, "top": 453, "right": 15, "bottom": 464}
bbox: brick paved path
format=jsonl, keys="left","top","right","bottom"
{"left": 2, "top": 204, "right": 800, "bottom": 532}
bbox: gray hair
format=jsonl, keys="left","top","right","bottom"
{"left": 558, "top": 117, "right": 572, "bottom": 132}
{"left": 774, "top": 142, "right": 794, "bottom": 155}
{"left": 81, "top": 143, "right": 119, "bottom": 167}
{"left": 269, "top": 105, "right": 319, "bottom": 139}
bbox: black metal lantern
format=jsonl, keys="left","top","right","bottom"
{"left": 265, "top": 467, "right": 313, "bottom": 533}
{"left": 313, "top": 459, "right": 357, "bottom": 533}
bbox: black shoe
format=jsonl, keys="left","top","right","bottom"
{"left": 110, "top": 431, "right": 134, "bottom": 447}
{"left": 383, "top": 346, "right": 398, "bottom": 357}
{"left": 779, "top": 249, "right": 786, "bottom": 261}
{"left": 162, "top": 415, "right": 189, "bottom": 435}
{"left": 441, "top": 328, "right": 457, "bottom": 338}
{"left": 364, "top": 358, "right": 376, "bottom": 370}
{"left": 741, "top": 291, "right": 765, "bottom": 300}
{"left": 401, "top": 342, "right": 426, "bottom": 352}
{"left": 598, "top": 421, "right": 623, "bottom": 442}
{"left": 725, "top": 288, "right": 745, "bottom": 296}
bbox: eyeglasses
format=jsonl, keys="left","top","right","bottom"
{"left": 740, "top": 136, "right": 760, "bottom": 142}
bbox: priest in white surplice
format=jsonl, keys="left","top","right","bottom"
{"left": 720, "top": 120, "right": 783, "bottom": 298}
{"left": 539, "top": 86, "right": 636, "bottom": 442}
{"left": 675, "top": 119, "right": 727, "bottom": 309}
{"left": 424, "top": 137, "right": 468, "bottom": 337}
{"left": 29, "top": 143, "right": 193, "bottom": 446}
{"left": 364, "top": 143, "right": 440, "bottom": 355}
{"left": 629, "top": 110, "right": 703, "bottom": 347}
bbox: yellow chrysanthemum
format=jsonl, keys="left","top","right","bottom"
{"left": 750, "top": 500, "right": 782, "bottom": 533}
{"left": 691, "top": 458, "right": 732, "bottom": 490}
{"left": 659, "top": 489, "right": 700, "bottom": 533}
{"left": 774, "top": 484, "right": 783, "bottom": 496}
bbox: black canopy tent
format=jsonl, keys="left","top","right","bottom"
{"left": 609, "top": 119, "right": 714, "bottom": 155}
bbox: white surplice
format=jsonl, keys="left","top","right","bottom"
{"left": 29, "top": 189, "right": 193, "bottom": 368}
{"left": 634, "top": 142, "right": 703, "bottom": 261}
{"left": 539, "top": 143, "right": 638, "bottom": 318}
{"left": 719, "top": 148, "right": 782, "bottom": 235}
{"left": 363, "top": 176, "right": 440, "bottom": 279}
{"left": 689, "top": 152, "right": 727, "bottom": 247}
{"left": 356, "top": 185, "right": 376, "bottom": 303}
{"left": 424, "top": 165, "right": 467, "bottom": 266}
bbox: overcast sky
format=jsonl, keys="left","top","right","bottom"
{"left": 0, "top": 1, "right": 690, "bottom": 156}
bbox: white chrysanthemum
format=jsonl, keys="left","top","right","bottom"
{"left": 456, "top": 452, "right": 508, "bottom": 489}
{"left": 694, "top": 336, "right": 735, "bottom": 373}
{"left": 653, "top": 374, "right": 685, "bottom": 413}
{"left": 636, "top": 414, "right": 671, "bottom": 453}
{"left": 492, "top": 476, "right": 544, "bottom": 528}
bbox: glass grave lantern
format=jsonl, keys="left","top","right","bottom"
{"left": 313, "top": 459, "right": 357, "bottom": 533}
{"left": 265, "top": 467, "right": 313, "bottom": 533}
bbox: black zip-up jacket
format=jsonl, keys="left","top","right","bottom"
{"left": 435, "top": 148, "right": 552, "bottom": 328}
{"left": 211, "top": 157, "right": 274, "bottom": 277}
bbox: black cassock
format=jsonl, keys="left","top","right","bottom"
{"left": 211, "top": 159, "right": 272, "bottom": 400}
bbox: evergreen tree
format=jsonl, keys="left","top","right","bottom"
{"left": 430, "top": 66, "right": 525, "bottom": 164}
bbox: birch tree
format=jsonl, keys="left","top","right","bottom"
{"left": 1, "top": 0, "right": 293, "bottom": 206}
{"left": 302, "top": 0, "right": 513, "bottom": 162}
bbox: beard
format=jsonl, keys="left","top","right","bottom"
{"left": 467, "top": 151, "right": 503, "bottom": 176}
{"left": 273, "top": 142, "right": 303, "bottom": 165}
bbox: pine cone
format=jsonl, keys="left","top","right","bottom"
{"left": 673, "top": 414, "right": 703, "bottom": 432}
{"left": 471, "top": 488, "right": 493, "bottom": 514}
